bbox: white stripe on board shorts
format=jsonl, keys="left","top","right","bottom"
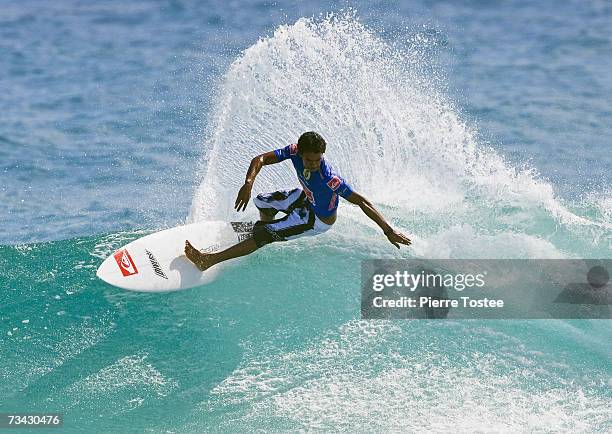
{"left": 251, "top": 188, "right": 333, "bottom": 247}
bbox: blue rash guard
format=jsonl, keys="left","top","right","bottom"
{"left": 274, "top": 143, "right": 354, "bottom": 218}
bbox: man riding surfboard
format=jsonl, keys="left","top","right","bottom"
{"left": 185, "top": 131, "right": 411, "bottom": 271}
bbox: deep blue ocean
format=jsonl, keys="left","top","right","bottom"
{"left": 1, "top": 1, "right": 610, "bottom": 432}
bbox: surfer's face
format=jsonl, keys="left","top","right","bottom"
{"left": 301, "top": 152, "right": 323, "bottom": 171}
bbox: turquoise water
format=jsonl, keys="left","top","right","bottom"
{"left": 2, "top": 234, "right": 610, "bottom": 431}
{"left": 2, "top": 1, "right": 611, "bottom": 432}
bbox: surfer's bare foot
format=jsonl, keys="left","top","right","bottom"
{"left": 184, "top": 240, "right": 215, "bottom": 271}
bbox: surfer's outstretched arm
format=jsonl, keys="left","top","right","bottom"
{"left": 234, "top": 151, "right": 281, "bottom": 212}
{"left": 346, "top": 192, "right": 412, "bottom": 248}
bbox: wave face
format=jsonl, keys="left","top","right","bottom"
{"left": 1, "top": 232, "right": 610, "bottom": 432}
{"left": 188, "top": 13, "right": 611, "bottom": 260}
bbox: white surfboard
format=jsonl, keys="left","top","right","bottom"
{"left": 96, "top": 221, "right": 254, "bottom": 292}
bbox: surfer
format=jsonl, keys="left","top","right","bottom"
{"left": 185, "top": 131, "right": 411, "bottom": 271}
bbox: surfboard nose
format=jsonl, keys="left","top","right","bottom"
{"left": 95, "top": 221, "right": 249, "bottom": 292}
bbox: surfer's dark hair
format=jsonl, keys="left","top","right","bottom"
{"left": 298, "top": 131, "right": 326, "bottom": 154}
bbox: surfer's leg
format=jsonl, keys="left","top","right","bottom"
{"left": 258, "top": 208, "right": 278, "bottom": 222}
{"left": 250, "top": 197, "right": 329, "bottom": 248}
{"left": 184, "top": 238, "right": 259, "bottom": 272}
{"left": 185, "top": 190, "right": 310, "bottom": 272}
{"left": 253, "top": 188, "right": 302, "bottom": 222}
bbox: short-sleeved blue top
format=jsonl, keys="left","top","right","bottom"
{"left": 274, "top": 143, "right": 354, "bottom": 218}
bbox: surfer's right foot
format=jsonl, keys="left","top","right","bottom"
{"left": 184, "top": 240, "right": 215, "bottom": 272}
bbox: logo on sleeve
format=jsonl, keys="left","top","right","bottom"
{"left": 113, "top": 249, "right": 138, "bottom": 277}
{"left": 289, "top": 143, "right": 298, "bottom": 155}
{"left": 327, "top": 175, "right": 341, "bottom": 191}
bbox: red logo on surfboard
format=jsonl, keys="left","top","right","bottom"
{"left": 114, "top": 249, "right": 139, "bottom": 276}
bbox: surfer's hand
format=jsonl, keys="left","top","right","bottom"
{"left": 385, "top": 229, "right": 412, "bottom": 249}
{"left": 234, "top": 182, "right": 252, "bottom": 212}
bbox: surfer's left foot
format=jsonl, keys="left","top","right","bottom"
{"left": 184, "top": 240, "right": 215, "bottom": 271}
